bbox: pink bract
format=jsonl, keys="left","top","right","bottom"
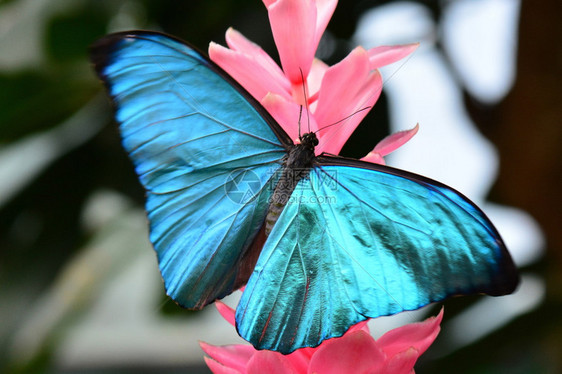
{"left": 209, "top": 0, "right": 419, "bottom": 162}
{"left": 201, "top": 301, "right": 443, "bottom": 374}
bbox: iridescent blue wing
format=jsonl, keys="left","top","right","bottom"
{"left": 236, "top": 156, "right": 518, "bottom": 353}
{"left": 90, "top": 31, "right": 291, "bottom": 309}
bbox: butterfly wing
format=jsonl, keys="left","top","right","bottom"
{"left": 90, "top": 31, "right": 291, "bottom": 309}
{"left": 236, "top": 156, "right": 518, "bottom": 353}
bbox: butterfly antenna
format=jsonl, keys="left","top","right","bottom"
{"left": 298, "top": 105, "right": 303, "bottom": 138}
{"left": 299, "top": 68, "right": 311, "bottom": 134}
{"left": 381, "top": 47, "right": 417, "bottom": 89}
{"left": 315, "top": 106, "right": 372, "bottom": 134}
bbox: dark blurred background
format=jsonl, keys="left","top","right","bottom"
{"left": 0, "top": 0, "right": 560, "bottom": 373}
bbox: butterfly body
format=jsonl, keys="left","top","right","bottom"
{"left": 266, "top": 132, "right": 318, "bottom": 235}
{"left": 91, "top": 31, "right": 518, "bottom": 354}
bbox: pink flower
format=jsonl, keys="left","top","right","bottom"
{"left": 203, "top": 2, "right": 438, "bottom": 371}
{"left": 209, "top": 0, "right": 419, "bottom": 164}
{"left": 201, "top": 302, "right": 443, "bottom": 374}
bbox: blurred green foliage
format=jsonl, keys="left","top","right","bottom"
{"left": 0, "top": 0, "right": 559, "bottom": 373}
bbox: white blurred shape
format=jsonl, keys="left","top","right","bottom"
{"left": 0, "top": 0, "right": 147, "bottom": 71}
{"left": 485, "top": 203, "right": 545, "bottom": 267}
{"left": 0, "top": 0, "right": 76, "bottom": 70}
{"left": 442, "top": 274, "right": 545, "bottom": 352}
{"left": 357, "top": 3, "right": 498, "bottom": 199}
{"left": 355, "top": 2, "right": 435, "bottom": 46}
{"left": 369, "top": 306, "right": 433, "bottom": 339}
{"left": 107, "top": 1, "right": 147, "bottom": 32}
{"left": 385, "top": 50, "right": 499, "bottom": 200}
{"left": 81, "top": 189, "right": 133, "bottom": 232}
{"left": 442, "top": 0, "right": 521, "bottom": 103}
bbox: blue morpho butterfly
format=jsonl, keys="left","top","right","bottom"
{"left": 90, "top": 31, "right": 518, "bottom": 354}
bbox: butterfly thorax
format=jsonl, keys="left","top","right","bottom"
{"left": 265, "top": 132, "right": 318, "bottom": 236}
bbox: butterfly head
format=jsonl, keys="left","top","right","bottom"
{"left": 299, "top": 132, "right": 319, "bottom": 152}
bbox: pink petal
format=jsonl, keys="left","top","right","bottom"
{"left": 314, "top": 47, "right": 382, "bottom": 154}
{"left": 308, "top": 331, "right": 386, "bottom": 374}
{"left": 200, "top": 342, "right": 255, "bottom": 373}
{"left": 378, "top": 307, "right": 444, "bottom": 358}
{"left": 306, "top": 58, "right": 329, "bottom": 107}
{"left": 312, "top": 0, "right": 338, "bottom": 48}
{"left": 262, "top": 93, "right": 318, "bottom": 142}
{"left": 267, "top": 0, "right": 317, "bottom": 85}
{"left": 203, "top": 356, "right": 243, "bottom": 374}
{"left": 285, "top": 347, "right": 315, "bottom": 373}
{"left": 264, "top": 0, "right": 336, "bottom": 50}
{"left": 224, "top": 28, "right": 290, "bottom": 93}
{"left": 373, "top": 123, "right": 419, "bottom": 156}
{"left": 347, "top": 320, "right": 370, "bottom": 334}
{"left": 323, "top": 69, "right": 381, "bottom": 151}
{"left": 360, "top": 152, "right": 386, "bottom": 165}
{"left": 368, "top": 43, "right": 419, "bottom": 69}
{"left": 215, "top": 301, "right": 236, "bottom": 326}
{"left": 209, "top": 42, "right": 291, "bottom": 102}
{"left": 247, "top": 350, "right": 297, "bottom": 374}
{"left": 282, "top": 320, "right": 371, "bottom": 372}
{"left": 381, "top": 347, "right": 419, "bottom": 374}
{"left": 314, "top": 47, "right": 370, "bottom": 126}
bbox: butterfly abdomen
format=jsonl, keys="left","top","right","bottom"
{"left": 265, "top": 133, "right": 318, "bottom": 236}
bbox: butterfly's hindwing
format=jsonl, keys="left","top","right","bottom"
{"left": 236, "top": 160, "right": 517, "bottom": 353}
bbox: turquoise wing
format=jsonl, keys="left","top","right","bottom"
{"left": 236, "top": 158, "right": 518, "bottom": 353}
{"left": 90, "top": 31, "right": 289, "bottom": 309}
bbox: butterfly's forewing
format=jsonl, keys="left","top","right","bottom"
{"left": 90, "top": 31, "right": 291, "bottom": 309}
{"left": 236, "top": 157, "right": 518, "bottom": 353}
